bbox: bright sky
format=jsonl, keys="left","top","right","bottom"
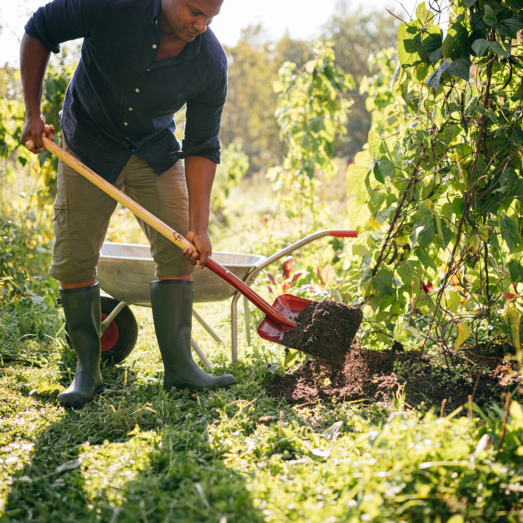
{"left": 0, "top": 0, "right": 419, "bottom": 66}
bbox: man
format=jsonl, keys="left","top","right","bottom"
{"left": 20, "top": 0, "right": 236, "bottom": 407}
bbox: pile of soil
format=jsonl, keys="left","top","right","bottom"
{"left": 281, "top": 301, "right": 363, "bottom": 362}
{"left": 266, "top": 346, "right": 522, "bottom": 411}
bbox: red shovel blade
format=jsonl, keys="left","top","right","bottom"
{"left": 257, "top": 294, "right": 314, "bottom": 343}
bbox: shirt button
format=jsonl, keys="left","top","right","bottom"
{"left": 152, "top": 44, "right": 157, "bottom": 49}
{"left": 129, "top": 108, "right": 133, "bottom": 111}
{"left": 124, "top": 122, "right": 128, "bottom": 126}
{"left": 135, "top": 88, "right": 140, "bottom": 93}
{"left": 147, "top": 69, "right": 150, "bottom": 72}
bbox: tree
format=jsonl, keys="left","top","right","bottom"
{"left": 221, "top": 26, "right": 283, "bottom": 174}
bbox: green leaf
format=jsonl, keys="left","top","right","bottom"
{"left": 373, "top": 269, "right": 394, "bottom": 296}
{"left": 508, "top": 260, "right": 523, "bottom": 283}
{"left": 323, "top": 117, "right": 335, "bottom": 141}
{"left": 442, "top": 16, "right": 470, "bottom": 60}
{"left": 346, "top": 164, "right": 369, "bottom": 205}
{"left": 472, "top": 38, "right": 490, "bottom": 57}
{"left": 417, "top": 221, "right": 435, "bottom": 249}
{"left": 446, "top": 57, "right": 471, "bottom": 81}
{"left": 463, "top": 0, "right": 478, "bottom": 6}
{"left": 483, "top": 5, "right": 497, "bottom": 27}
{"left": 398, "top": 21, "right": 443, "bottom": 67}
{"left": 441, "top": 225, "right": 453, "bottom": 247}
{"left": 415, "top": 246, "right": 437, "bottom": 271}
{"left": 452, "top": 196, "right": 464, "bottom": 215}
{"left": 499, "top": 18, "right": 523, "bottom": 39}
{"left": 360, "top": 268, "right": 373, "bottom": 289}
{"left": 426, "top": 61, "right": 449, "bottom": 90}
{"left": 500, "top": 213, "right": 521, "bottom": 252}
{"left": 428, "top": 47, "right": 443, "bottom": 64}
{"left": 487, "top": 109, "right": 498, "bottom": 123}
{"left": 368, "top": 131, "right": 381, "bottom": 156}
{"left": 441, "top": 202, "right": 453, "bottom": 222}
{"left": 433, "top": 105, "right": 444, "bottom": 129}
{"left": 373, "top": 158, "right": 394, "bottom": 183}
{"left": 284, "top": 349, "right": 299, "bottom": 368}
{"left": 310, "top": 116, "right": 323, "bottom": 133}
{"left": 506, "top": 0, "right": 523, "bottom": 8}
{"left": 348, "top": 199, "right": 371, "bottom": 229}
{"left": 510, "top": 128, "right": 523, "bottom": 145}
{"left": 489, "top": 41, "right": 511, "bottom": 58}
{"left": 397, "top": 260, "right": 422, "bottom": 286}
{"left": 416, "top": 2, "right": 433, "bottom": 25}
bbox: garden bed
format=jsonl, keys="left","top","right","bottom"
{"left": 266, "top": 345, "right": 522, "bottom": 411}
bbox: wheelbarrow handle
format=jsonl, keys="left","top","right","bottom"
{"left": 330, "top": 230, "right": 358, "bottom": 238}
{"left": 33, "top": 136, "right": 297, "bottom": 330}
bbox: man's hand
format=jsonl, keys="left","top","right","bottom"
{"left": 21, "top": 114, "right": 55, "bottom": 154}
{"left": 184, "top": 229, "right": 212, "bottom": 269}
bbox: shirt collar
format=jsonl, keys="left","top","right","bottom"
{"left": 149, "top": 0, "right": 161, "bottom": 24}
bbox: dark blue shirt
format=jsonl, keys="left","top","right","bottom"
{"left": 25, "top": 0, "right": 228, "bottom": 183}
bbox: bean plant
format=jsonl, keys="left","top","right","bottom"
{"left": 343, "top": 0, "right": 523, "bottom": 360}
{"left": 267, "top": 42, "right": 354, "bottom": 229}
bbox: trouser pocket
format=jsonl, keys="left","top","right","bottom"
{"left": 52, "top": 195, "right": 71, "bottom": 258}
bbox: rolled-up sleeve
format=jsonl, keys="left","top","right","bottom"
{"left": 182, "top": 66, "right": 227, "bottom": 164}
{"left": 25, "top": 0, "right": 103, "bottom": 54}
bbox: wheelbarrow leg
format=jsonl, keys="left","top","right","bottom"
{"left": 192, "top": 309, "right": 224, "bottom": 345}
{"left": 191, "top": 338, "right": 213, "bottom": 369}
{"left": 231, "top": 292, "right": 240, "bottom": 363}
{"left": 243, "top": 295, "right": 251, "bottom": 347}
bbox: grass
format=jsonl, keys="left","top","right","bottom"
{"left": 2, "top": 300, "right": 523, "bottom": 522}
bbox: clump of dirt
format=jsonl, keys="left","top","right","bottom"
{"left": 266, "top": 346, "right": 522, "bottom": 411}
{"left": 281, "top": 301, "right": 363, "bottom": 362}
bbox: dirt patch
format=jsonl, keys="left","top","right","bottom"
{"left": 266, "top": 346, "right": 522, "bottom": 411}
{"left": 281, "top": 301, "right": 363, "bottom": 362}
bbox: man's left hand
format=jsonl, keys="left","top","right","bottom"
{"left": 184, "top": 230, "right": 212, "bottom": 269}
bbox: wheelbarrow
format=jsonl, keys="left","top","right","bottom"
{"left": 95, "top": 229, "right": 354, "bottom": 366}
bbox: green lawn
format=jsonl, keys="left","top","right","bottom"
{"left": 2, "top": 299, "right": 523, "bottom": 522}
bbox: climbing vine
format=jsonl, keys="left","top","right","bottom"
{"left": 343, "top": 0, "right": 523, "bottom": 360}
{"left": 268, "top": 42, "right": 354, "bottom": 228}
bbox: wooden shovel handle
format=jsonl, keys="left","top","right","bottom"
{"left": 33, "top": 136, "right": 297, "bottom": 330}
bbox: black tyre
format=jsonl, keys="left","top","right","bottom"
{"left": 65, "top": 296, "right": 139, "bottom": 364}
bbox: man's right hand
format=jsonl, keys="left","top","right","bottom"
{"left": 21, "top": 114, "right": 55, "bottom": 154}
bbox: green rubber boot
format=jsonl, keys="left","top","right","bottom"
{"left": 57, "top": 284, "right": 104, "bottom": 407}
{"left": 150, "top": 280, "right": 236, "bottom": 391}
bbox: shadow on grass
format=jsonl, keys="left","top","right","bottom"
{"left": 2, "top": 375, "right": 265, "bottom": 523}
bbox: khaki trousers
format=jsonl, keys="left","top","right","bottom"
{"left": 49, "top": 136, "right": 195, "bottom": 283}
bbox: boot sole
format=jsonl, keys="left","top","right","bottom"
{"left": 59, "top": 385, "right": 106, "bottom": 408}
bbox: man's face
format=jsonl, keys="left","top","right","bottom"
{"left": 161, "top": 0, "right": 223, "bottom": 42}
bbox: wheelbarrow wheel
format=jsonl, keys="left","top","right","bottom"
{"left": 65, "top": 297, "right": 139, "bottom": 365}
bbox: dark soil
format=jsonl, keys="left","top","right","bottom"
{"left": 266, "top": 345, "right": 522, "bottom": 411}
{"left": 281, "top": 300, "right": 363, "bottom": 362}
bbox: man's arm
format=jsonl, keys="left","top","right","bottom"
{"left": 182, "top": 156, "right": 216, "bottom": 269}
{"left": 20, "top": 34, "right": 55, "bottom": 153}
{"left": 20, "top": 0, "right": 105, "bottom": 152}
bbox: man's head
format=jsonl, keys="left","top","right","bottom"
{"left": 160, "top": 0, "right": 223, "bottom": 42}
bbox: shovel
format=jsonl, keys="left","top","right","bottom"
{"left": 30, "top": 136, "right": 357, "bottom": 346}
